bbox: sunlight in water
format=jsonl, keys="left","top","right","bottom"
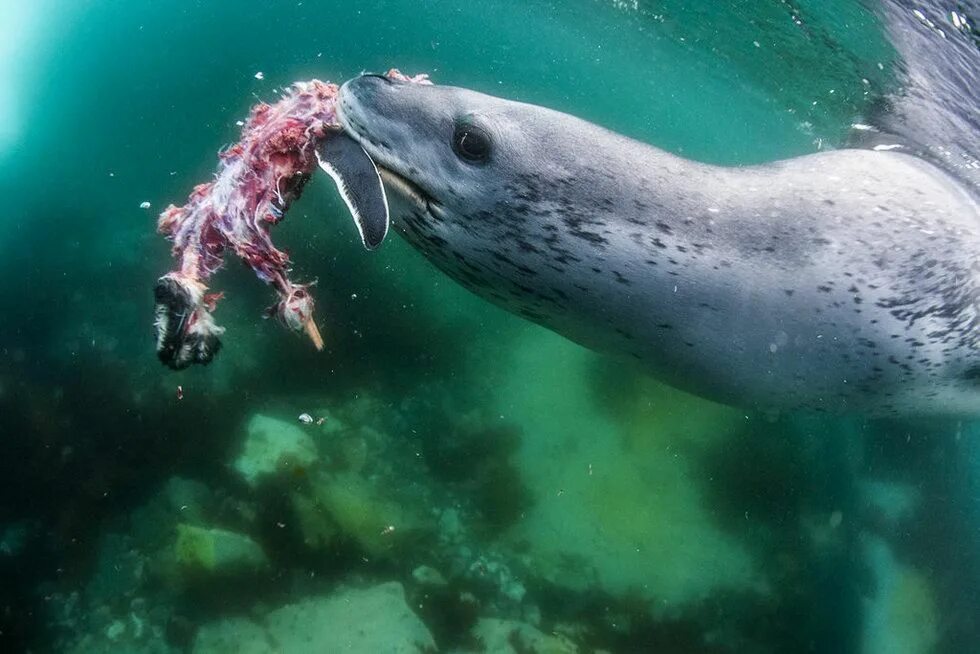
{"left": 0, "top": 2, "right": 51, "bottom": 155}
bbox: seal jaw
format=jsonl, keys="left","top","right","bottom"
{"left": 315, "top": 129, "right": 391, "bottom": 250}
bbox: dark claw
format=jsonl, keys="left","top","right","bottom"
{"left": 153, "top": 276, "right": 221, "bottom": 370}
{"left": 154, "top": 277, "right": 190, "bottom": 368}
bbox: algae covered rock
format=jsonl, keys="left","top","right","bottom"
{"left": 193, "top": 617, "right": 274, "bottom": 654}
{"left": 289, "top": 491, "right": 337, "bottom": 551}
{"left": 411, "top": 564, "right": 448, "bottom": 588}
{"left": 233, "top": 414, "right": 319, "bottom": 487}
{"left": 174, "top": 524, "right": 268, "bottom": 574}
{"left": 470, "top": 618, "right": 579, "bottom": 654}
{"left": 265, "top": 581, "right": 435, "bottom": 653}
{"left": 193, "top": 582, "right": 434, "bottom": 654}
{"left": 161, "top": 477, "right": 215, "bottom": 525}
{"left": 305, "top": 471, "right": 429, "bottom": 558}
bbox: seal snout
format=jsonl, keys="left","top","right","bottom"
{"left": 336, "top": 75, "right": 401, "bottom": 156}
{"left": 337, "top": 73, "right": 403, "bottom": 125}
{"left": 337, "top": 74, "right": 436, "bottom": 202}
{"left": 338, "top": 75, "right": 391, "bottom": 115}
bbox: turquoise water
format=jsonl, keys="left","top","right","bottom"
{"left": 0, "top": 1, "right": 977, "bottom": 652}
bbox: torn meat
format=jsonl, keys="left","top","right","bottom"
{"left": 154, "top": 70, "right": 427, "bottom": 370}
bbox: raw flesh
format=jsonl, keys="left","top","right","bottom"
{"left": 154, "top": 70, "right": 427, "bottom": 370}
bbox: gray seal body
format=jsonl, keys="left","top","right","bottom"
{"left": 337, "top": 75, "right": 980, "bottom": 417}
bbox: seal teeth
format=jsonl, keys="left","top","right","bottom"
{"left": 377, "top": 167, "right": 428, "bottom": 210}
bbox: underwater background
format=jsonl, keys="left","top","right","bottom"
{"left": 0, "top": 0, "right": 977, "bottom": 652}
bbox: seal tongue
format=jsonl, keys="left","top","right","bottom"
{"left": 316, "top": 130, "right": 390, "bottom": 249}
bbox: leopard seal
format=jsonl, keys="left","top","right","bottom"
{"left": 334, "top": 70, "right": 979, "bottom": 417}
{"left": 335, "top": 74, "right": 980, "bottom": 417}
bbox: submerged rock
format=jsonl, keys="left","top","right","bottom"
{"left": 193, "top": 617, "right": 273, "bottom": 654}
{"left": 412, "top": 565, "right": 449, "bottom": 588}
{"left": 469, "top": 618, "right": 578, "bottom": 654}
{"left": 105, "top": 619, "right": 126, "bottom": 641}
{"left": 161, "top": 477, "right": 215, "bottom": 525}
{"left": 302, "top": 471, "right": 429, "bottom": 558}
{"left": 174, "top": 524, "right": 268, "bottom": 574}
{"left": 859, "top": 480, "right": 921, "bottom": 528}
{"left": 265, "top": 582, "right": 435, "bottom": 653}
{"left": 289, "top": 491, "right": 337, "bottom": 551}
{"left": 233, "top": 414, "right": 319, "bottom": 487}
{"left": 192, "top": 582, "right": 434, "bottom": 654}
{"left": 338, "top": 433, "right": 370, "bottom": 472}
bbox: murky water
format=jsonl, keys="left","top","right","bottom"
{"left": 0, "top": 1, "right": 977, "bottom": 652}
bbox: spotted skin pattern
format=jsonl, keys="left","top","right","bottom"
{"left": 338, "top": 76, "right": 980, "bottom": 417}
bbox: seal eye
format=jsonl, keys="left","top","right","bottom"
{"left": 452, "top": 123, "right": 491, "bottom": 164}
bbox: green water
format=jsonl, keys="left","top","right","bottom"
{"left": 0, "top": 0, "right": 895, "bottom": 389}
{"left": 1, "top": 1, "right": 976, "bottom": 652}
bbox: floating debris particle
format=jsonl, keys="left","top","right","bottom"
{"left": 139, "top": 201, "right": 152, "bottom": 210}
